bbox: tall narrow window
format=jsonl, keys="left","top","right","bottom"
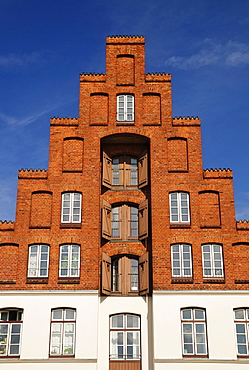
{"left": 234, "top": 308, "right": 249, "bottom": 356}
{"left": 181, "top": 308, "right": 208, "bottom": 356}
{"left": 61, "top": 193, "right": 82, "bottom": 223}
{"left": 27, "top": 244, "right": 49, "bottom": 277}
{"left": 102, "top": 252, "right": 149, "bottom": 296}
{"left": 169, "top": 192, "right": 190, "bottom": 223}
{"left": 111, "top": 256, "right": 139, "bottom": 293}
{"left": 117, "top": 95, "right": 134, "bottom": 121}
{"left": 0, "top": 309, "right": 23, "bottom": 357}
{"left": 102, "top": 201, "right": 148, "bottom": 241}
{"left": 59, "top": 245, "right": 80, "bottom": 277}
{"left": 171, "top": 244, "right": 192, "bottom": 278}
{"left": 103, "top": 150, "right": 148, "bottom": 189}
{"left": 110, "top": 314, "right": 140, "bottom": 361}
{"left": 202, "top": 244, "right": 224, "bottom": 278}
{"left": 50, "top": 308, "right": 76, "bottom": 356}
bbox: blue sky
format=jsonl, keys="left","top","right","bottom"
{"left": 0, "top": 0, "right": 249, "bottom": 221}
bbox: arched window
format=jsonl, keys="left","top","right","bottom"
{"left": 234, "top": 308, "right": 249, "bottom": 356}
{"left": 59, "top": 244, "right": 80, "bottom": 278}
{"left": 103, "top": 151, "right": 148, "bottom": 189}
{"left": 202, "top": 244, "right": 224, "bottom": 278}
{"left": 0, "top": 308, "right": 23, "bottom": 357}
{"left": 61, "top": 192, "right": 82, "bottom": 224}
{"left": 181, "top": 308, "right": 208, "bottom": 357}
{"left": 171, "top": 244, "right": 192, "bottom": 278}
{"left": 102, "top": 253, "right": 149, "bottom": 296}
{"left": 27, "top": 244, "right": 49, "bottom": 277}
{"left": 169, "top": 192, "right": 190, "bottom": 224}
{"left": 102, "top": 201, "right": 148, "bottom": 241}
{"left": 110, "top": 314, "right": 140, "bottom": 361}
{"left": 117, "top": 94, "right": 134, "bottom": 121}
{"left": 50, "top": 308, "right": 76, "bottom": 356}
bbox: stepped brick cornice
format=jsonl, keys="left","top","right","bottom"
{"left": 50, "top": 117, "right": 78, "bottom": 126}
{"left": 203, "top": 168, "right": 233, "bottom": 179}
{"left": 18, "top": 169, "right": 48, "bottom": 179}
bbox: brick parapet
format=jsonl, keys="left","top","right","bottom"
{"left": 80, "top": 73, "right": 106, "bottom": 82}
{"left": 0, "top": 221, "right": 15, "bottom": 231}
{"left": 50, "top": 117, "right": 78, "bottom": 126}
{"left": 145, "top": 73, "right": 171, "bottom": 82}
{"left": 106, "top": 35, "right": 145, "bottom": 44}
{"left": 173, "top": 117, "right": 200, "bottom": 126}
{"left": 18, "top": 169, "right": 48, "bottom": 179}
{"left": 203, "top": 168, "right": 233, "bottom": 179}
{"left": 237, "top": 220, "right": 249, "bottom": 230}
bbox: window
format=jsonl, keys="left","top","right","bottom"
{"left": 181, "top": 308, "right": 208, "bottom": 356}
{"left": 102, "top": 252, "right": 149, "bottom": 296}
{"left": 103, "top": 151, "right": 148, "bottom": 189}
{"left": 171, "top": 244, "right": 192, "bottom": 278}
{"left": 27, "top": 244, "right": 49, "bottom": 277}
{"left": 117, "top": 95, "right": 134, "bottom": 121}
{"left": 59, "top": 245, "right": 80, "bottom": 277}
{"left": 234, "top": 308, "right": 249, "bottom": 356}
{"left": 202, "top": 244, "right": 224, "bottom": 278}
{"left": 50, "top": 308, "right": 76, "bottom": 356}
{"left": 110, "top": 314, "right": 140, "bottom": 361}
{"left": 112, "top": 256, "right": 139, "bottom": 293}
{"left": 102, "top": 201, "right": 148, "bottom": 241}
{"left": 61, "top": 193, "right": 82, "bottom": 223}
{"left": 169, "top": 192, "right": 190, "bottom": 223}
{"left": 0, "top": 309, "right": 23, "bottom": 357}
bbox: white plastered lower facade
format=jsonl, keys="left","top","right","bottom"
{"left": 0, "top": 290, "right": 249, "bottom": 369}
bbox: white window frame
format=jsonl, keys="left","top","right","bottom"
{"left": 181, "top": 308, "right": 208, "bottom": 356}
{"left": 234, "top": 308, "right": 249, "bottom": 356}
{"left": 117, "top": 95, "right": 134, "bottom": 121}
{"left": 0, "top": 310, "right": 23, "bottom": 357}
{"left": 59, "top": 244, "right": 80, "bottom": 277}
{"left": 169, "top": 192, "right": 190, "bottom": 223}
{"left": 50, "top": 308, "right": 76, "bottom": 356}
{"left": 61, "top": 192, "right": 82, "bottom": 223}
{"left": 202, "top": 244, "right": 224, "bottom": 278}
{"left": 27, "top": 244, "right": 49, "bottom": 277}
{"left": 110, "top": 314, "right": 140, "bottom": 360}
{"left": 171, "top": 244, "right": 192, "bottom": 277}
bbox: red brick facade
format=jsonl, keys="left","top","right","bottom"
{"left": 0, "top": 35, "right": 249, "bottom": 292}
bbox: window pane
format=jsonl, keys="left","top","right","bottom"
{"left": 52, "top": 310, "right": 63, "bottom": 320}
{"left": 111, "top": 315, "right": 124, "bottom": 329}
{"left": 195, "top": 310, "right": 205, "bottom": 320}
{"left": 127, "top": 315, "right": 139, "bottom": 329}
{"left": 235, "top": 309, "right": 245, "bottom": 320}
{"left": 182, "top": 309, "right": 192, "bottom": 320}
{"left": 65, "top": 310, "right": 75, "bottom": 320}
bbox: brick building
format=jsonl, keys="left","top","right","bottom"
{"left": 0, "top": 35, "right": 249, "bottom": 369}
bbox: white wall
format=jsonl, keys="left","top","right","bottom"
{"left": 0, "top": 290, "right": 98, "bottom": 367}
{"left": 153, "top": 290, "right": 249, "bottom": 364}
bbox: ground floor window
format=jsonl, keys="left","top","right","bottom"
{"left": 110, "top": 314, "right": 140, "bottom": 361}
{"left": 0, "top": 309, "right": 23, "bottom": 357}
{"left": 50, "top": 308, "right": 76, "bottom": 356}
